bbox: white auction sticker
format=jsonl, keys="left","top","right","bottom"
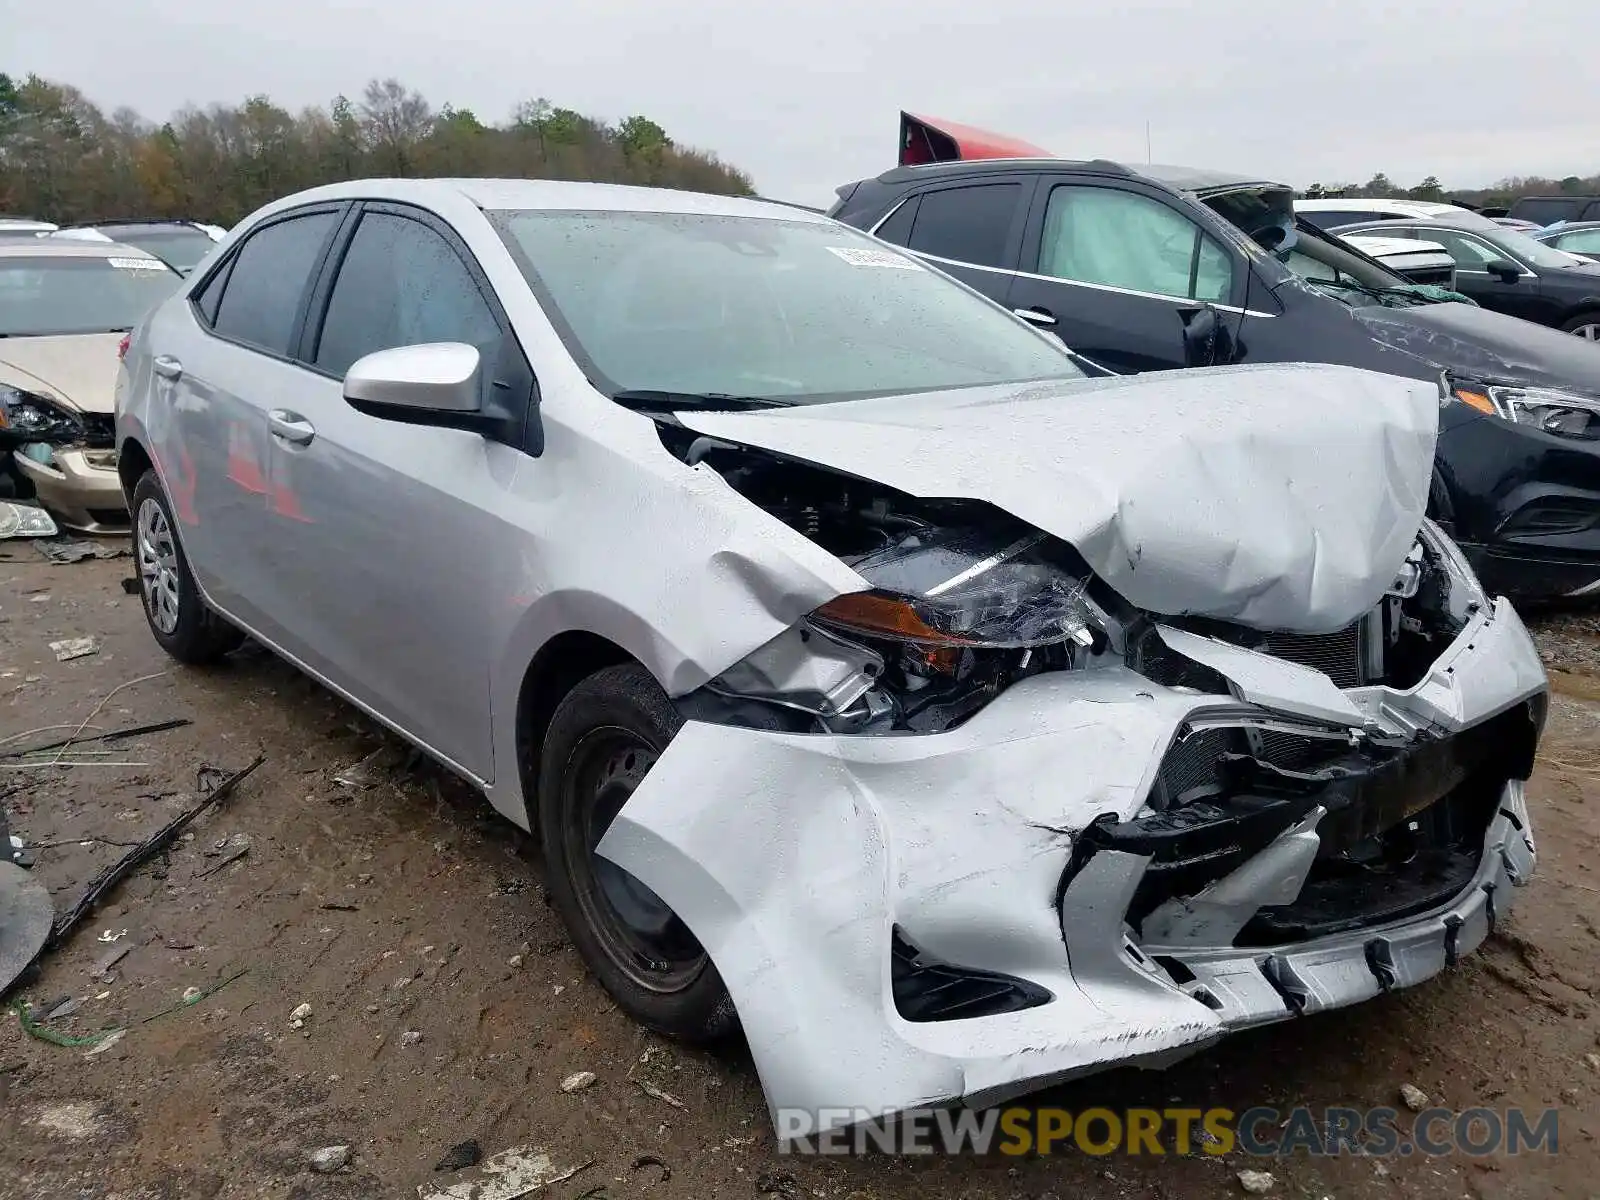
{"left": 826, "top": 246, "right": 923, "bottom": 270}
{"left": 108, "top": 257, "right": 167, "bottom": 271}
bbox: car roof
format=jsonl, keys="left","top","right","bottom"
{"left": 1295, "top": 198, "right": 1467, "bottom": 218}
{"left": 66, "top": 219, "right": 212, "bottom": 232}
{"left": 0, "top": 238, "right": 165, "bottom": 262}
{"left": 1538, "top": 220, "right": 1600, "bottom": 234}
{"left": 258, "top": 178, "right": 833, "bottom": 223}
{"left": 1337, "top": 214, "right": 1494, "bottom": 232}
{"left": 866, "top": 157, "right": 1285, "bottom": 195}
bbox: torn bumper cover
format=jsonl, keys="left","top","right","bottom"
{"left": 598, "top": 597, "right": 1545, "bottom": 1133}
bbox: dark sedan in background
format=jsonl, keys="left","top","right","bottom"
{"left": 830, "top": 113, "right": 1600, "bottom": 602}
{"left": 1333, "top": 213, "right": 1600, "bottom": 339}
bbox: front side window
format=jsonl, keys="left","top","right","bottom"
{"left": 1422, "top": 229, "right": 1518, "bottom": 270}
{"left": 314, "top": 212, "right": 500, "bottom": 376}
{"left": 903, "top": 184, "right": 1022, "bottom": 269}
{"left": 495, "top": 210, "right": 1082, "bottom": 405}
{"left": 1038, "top": 186, "right": 1232, "bottom": 302}
{"left": 212, "top": 211, "right": 338, "bottom": 355}
{"left": 0, "top": 255, "right": 181, "bottom": 337}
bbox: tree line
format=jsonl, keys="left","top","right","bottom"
{"left": 0, "top": 74, "right": 756, "bottom": 227}
{"left": 1301, "top": 170, "right": 1600, "bottom": 207}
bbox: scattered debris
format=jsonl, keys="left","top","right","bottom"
{"left": 400, "top": 1030, "right": 423, "bottom": 1047}
{"left": 49, "top": 637, "right": 100, "bottom": 662}
{"left": 38, "top": 996, "right": 81, "bottom": 1022}
{"left": 0, "top": 502, "right": 58, "bottom": 539}
{"left": 290, "top": 1002, "right": 312, "bottom": 1024}
{"left": 48, "top": 755, "right": 265, "bottom": 947}
{"left": 320, "top": 902, "right": 360, "bottom": 912}
{"left": 334, "top": 747, "right": 401, "bottom": 790}
{"left": 1399, "top": 1082, "right": 1430, "bottom": 1112}
{"left": 36, "top": 539, "right": 128, "bottom": 565}
{"left": 636, "top": 1080, "right": 686, "bottom": 1110}
{"left": 755, "top": 1171, "right": 798, "bottom": 1196}
{"left": 1237, "top": 1170, "right": 1276, "bottom": 1195}
{"left": 92, "top": 943, "right": 132, "bottom": 977}
{"left": 1584, "top": 1052, "right": 1600, "bottom": 1071}
{"left": 561, "top": 1071, "right": 597, "bottom": 1093}
{"left": 309, "top": 1145, "right": 352, "bottom": 1173}
{"left": 434, "top": 1140, "right": 482, "bottom": 1172}
{"left": 96, "top": 929, "right": 128, "bottom": 944}
{"left": 0, "top": 861, "right": 54, "bottom": 996}
{"left": 83, "top": 1027, "right": 127, "bottom": 1056}
{"left": 182, "top": 987, "right": 202, "bottom": 1004}
{"left": 507, "top": 954, "right": 523, "bottom": 968}
{"left": 417, "top": 1146, "right": 590, "bottom": 1200}
{"left": 13, "top": 1002, "right": 125, "bottom": 1051}
{"left": 630, "top": 1154, "right": 671, "bottom": 1185}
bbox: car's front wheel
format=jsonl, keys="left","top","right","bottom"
{"left": 536, "top": 662, "right": 735, "bottom": 1043}
{"left": 1561, "top": 309, "right": 1600, "bottom": 340}
{"left": 131, "top": 469, "right": 243, "bottom": 665}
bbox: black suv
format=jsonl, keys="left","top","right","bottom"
{"left": 829, "top": 115, "right": 1600, "bottom": 602}
{"left": 1507, "top": 196, "right": 1600, "bottom": 227}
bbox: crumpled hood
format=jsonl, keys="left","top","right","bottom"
{"left": 0, "top": 334, "right": 123, "bottom": 413}
{"left": 1356, "top": 301, "right": 1600, "bottom": 393}
{"left": 680, "top": 363, "right": 1440, "bottom": 633}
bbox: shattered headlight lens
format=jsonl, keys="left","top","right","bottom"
{"left": 1455, "top": 384, "right": 1600, "bottom": 440}
{"left": 1417, "top": 517, "right": 1489, "bottom": 617}
{"left": 813, "top": 528, "right": 1100, "bottom": 649}
{"left": 0, "top": 385, "right": 86, "bottom": 445}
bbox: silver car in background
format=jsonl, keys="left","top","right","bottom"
{"left": 116, "top": 180, "right": 1547, "bottom": 1137}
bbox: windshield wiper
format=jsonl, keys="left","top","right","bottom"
{"left": 610, "top": 389, "right": 790, "bottom": 411}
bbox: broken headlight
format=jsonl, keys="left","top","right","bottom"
{"left": 0, "top": 385, "right": 86, "bottom": 446}
{"left": 813, "top": 528, "right": 1101, "bottom": 650}
{"left": 1454, "top": 383, "right": 1599, "bottom": 441}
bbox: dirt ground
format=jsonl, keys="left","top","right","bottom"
{"left": 1, "top": 552, "right": 1597, "bottom": 1200}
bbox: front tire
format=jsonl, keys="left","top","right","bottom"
{"left": 131, "top": 469, "right": 243, "bottom": 665}
{"left": 1560, "top": 310, "right": 1600, "bottom": 340}
{"left": 536, "top": 662, "right": 735, "bottom": 1042}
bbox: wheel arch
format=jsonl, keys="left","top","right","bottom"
{"left": 514, "top": 630, "right": 635, "bottom": 830}
{"left": 117, "top": 435, "right": 154, "bottom": 506}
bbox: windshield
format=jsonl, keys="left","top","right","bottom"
{"left": 493, "top": 210, "right": 1083, "bottom": 404}
{"left": 108, "top": 228, "right": 217, "bottom": 272}
{"left": 0, "top": 256, "right": 181, "bottom": 336}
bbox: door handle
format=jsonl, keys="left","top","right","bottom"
{"left": 152, "top": 355, "right": 183, "bottom": 380}
{"left": 1013, "top": 307, "right": 1057, "bottom": 327}
{"left": 268, "top": 409, "right": 316, "bottom": 446}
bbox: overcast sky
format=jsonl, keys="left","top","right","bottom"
{"left": 5, "top": 0, "right": 1592, "bottom": 204}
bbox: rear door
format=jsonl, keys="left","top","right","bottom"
{"left": 143, "top": 204, "right": 344, "bottom": 628}
{"left": 1005, "top": 176, "right": 1247, "bottom": 373}
{"left": 868, "top": 177, "right": 1034, "bottom": 306}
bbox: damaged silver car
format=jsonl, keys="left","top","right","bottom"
{"left": 116, "top": 180, "right": 1548, "bottom": 1135}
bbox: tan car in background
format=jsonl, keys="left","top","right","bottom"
{"left": 0, "top": 238, "right": 183, "bottom": 532}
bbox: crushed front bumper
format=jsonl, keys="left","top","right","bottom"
{"left": 12, "top": 445, "right": 126, "bottom": 533}
{"left": 598, "top": 598, "right": 1547, "bottom": 1134}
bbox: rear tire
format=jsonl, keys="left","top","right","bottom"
{"left": 536, "top": 662, "right": 735, "bottom": 1043}
{"left": 1560, "top": 310, "right": 1600, "bottom": 340}
{"left": 131, "top": 469, "right": 243, "bottom": 665}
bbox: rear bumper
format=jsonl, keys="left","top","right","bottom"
{"left": 12, "top": 446, "right": 127, "bottom": 534}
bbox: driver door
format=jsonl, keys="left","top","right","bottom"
{"left": 1007, "top": 178, "right": 1247, "bottom": 373}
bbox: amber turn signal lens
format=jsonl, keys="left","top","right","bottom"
{"left": 812, "top": 592, "right": 969, "bottom": 646}
{"left": 1454, "top": 389, "right": 1495, "bottom": 415}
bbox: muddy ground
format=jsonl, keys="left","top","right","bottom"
{"left": 0, "top": 553, "right": 1597, "bottom": 1200}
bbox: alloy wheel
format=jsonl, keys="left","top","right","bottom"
{"left": 136, "top": 497, "right": 181, "bottom": 635}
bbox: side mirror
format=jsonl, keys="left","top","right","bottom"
{"left": 1179, "top": 303, "right": 1233, "bottom": 368}
{"left": 344, "top": 342, "right": 482, "bottom": 415}
{"left": 1485, "top": 260, "right": 1521, "bottom": 283}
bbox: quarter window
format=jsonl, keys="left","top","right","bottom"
{"left": 211, "top": 211, "right": 338, "bottom": 355}
{"left": 314, "top": 212, "right": 501, "bottom": 376}
{"left": 1038, "top": 186, "right": 1232, "bottom": 302}
{"left": 903, "top": 184, "right": 1023, "bottom": 269}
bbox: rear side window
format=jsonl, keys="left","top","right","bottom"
{"left": 904, "top": 183, "right": 1023, "bottom": 269}
{"left": 212, "top": 211, "right": 338, "bottom": 355}
{"left": 313, "top": 212, "right": 500, "bottom": 377}
{"left": 1554, "top": 227, "right": 1600, "bottom": 253}
{"left": 1301, "top": 209, "right": 1387, "bottom": 230}
{"left": 1038, "top": 185, "right": 1232, "bottom": 302}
